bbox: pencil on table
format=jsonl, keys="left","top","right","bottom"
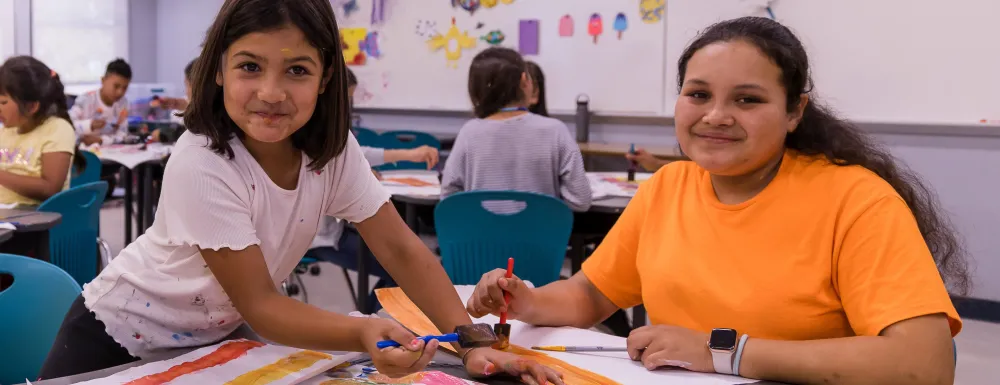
{"left": 531, "top": 345, "right": 628, "bottom": 352}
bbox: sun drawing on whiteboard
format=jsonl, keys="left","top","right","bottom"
{"left": 427, "top": 17, "right": 477, "bottom": 68}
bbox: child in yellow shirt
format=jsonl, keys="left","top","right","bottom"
{"left": 0, "top": 56, "right": 77, "bottom": 206}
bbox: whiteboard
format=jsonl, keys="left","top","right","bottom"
{"left": 339, "top": 0, "right": 669, "bottom": 116}
{"left": 665, "top": 0, "right": 1000, "bottom": 125}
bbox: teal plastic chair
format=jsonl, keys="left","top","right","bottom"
{"left": 0, "top": 254, "right": 82, "bottom": 384}
{"left": 435, "top": 191, "right": 573, "bottom": 286}
{"left": 70, "top": 150, "right": 101, "bottom": 188}
{"left": 352, "top": 126, "right": 381, "bottom": 148}
{"left": 376, "top": 130, "right": 441, "bottom": 171}
{"left": 38, "top": 182, "right": 109, "bottom": 286}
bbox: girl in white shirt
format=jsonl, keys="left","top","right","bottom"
{"left": 39, "top": 1, "right": 561, "bottom": 384}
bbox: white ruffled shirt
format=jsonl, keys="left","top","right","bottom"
{"left": 83, "top": 131, "right": 390, "bottom": 358}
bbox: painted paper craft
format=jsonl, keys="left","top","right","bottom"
{"left": 613, "top": 13, "right": 628, "bottom": 40}
{"left": 587, "top": 14, "right": 603, "bottom": 44}
{"left": 518, "top": 19, "right": 540, "bottom": 55}
{"left": 500, "top": 0, "right": 514, "bottom": 3}
{"left": 341, "top": 27, "right": 369, "bottom": 65}
{"left": 342, "top": 0, "right": 360, "bottom": 17}
{"left": 451, "top": 0, "right": 480, "bottom": 15}
{"left": 370, "top": 0, "right": 387, "bottom": 25}
{"left": 480, "top": 30, "right": 505, "bottom": 45}
{"left": 76, "top": 340, "right": 342, "bottom": 385}
{"left": 558, "top": 15, "right": 574, "bottom": 37}
{"left": 383, "top": 177, "right": 437, "bottom": 187}
{"left": 481, "top": 0, "right": 498, "bottom": 8}
{"left": 427, "top": 18, "right": 477, "bottom": 68}
{"left": 360, "top": 32, "right": 382, "bottom": 59}
{"left": 304, "top": 371, "right": 483, "bottom": 384}
{"left": 639, "top": 0, "right": 665, "bottom": 24}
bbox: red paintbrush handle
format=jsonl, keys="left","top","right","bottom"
{"left": 499, "top": 257, "right": 514, "bottom": 324}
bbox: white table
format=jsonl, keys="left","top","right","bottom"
{"left": 83, "top": 143, "right": 174, "bottom": 243}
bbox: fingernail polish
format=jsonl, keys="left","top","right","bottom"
{"left": 411, "top": 339, "right": 420, "bottom": 347}
{"left": 484, "top": 363, "right": 495, "bottom": 376}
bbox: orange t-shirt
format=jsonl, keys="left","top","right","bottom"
{"left": 582, "top": 150, "right": 961, "bottom": 340}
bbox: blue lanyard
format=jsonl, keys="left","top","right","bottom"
{"left": 499, "top": 106, "right": 529, "bottom": 112}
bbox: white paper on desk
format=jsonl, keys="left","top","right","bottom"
{"left": 74, "top": 340, "right": 346, "bottom": 385}
{"left": 455, "top": 286, "right": 747, "bottom": 385}
{"left": 0, "top": 203, "right": 17, "bottom": 209}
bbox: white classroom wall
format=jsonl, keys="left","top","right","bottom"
{"left": 149, "top": 0, "right": 999, "bottom": 301}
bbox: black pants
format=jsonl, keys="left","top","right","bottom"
{"left": 38, "top": 295, "right": 138, "bottom": 380}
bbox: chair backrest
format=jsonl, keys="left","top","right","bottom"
{"left": 352, "top": 126, "right": 381, "bottom": 147}
{"left": 38, "top": 182, "right": 109, "bottom": 286}
{"left": 435, "top": 191, "right": 573, "bottom": 286}
{"left": 70, "top": 150, "right": 102, "bottom": 188}
{"left": 0, "top": 254, "right": 82, "bottom": 384}
{"left": 376, "top": 130, "right": 441, "bottom": 171}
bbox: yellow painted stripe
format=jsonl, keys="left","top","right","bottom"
{"left": 223, "top": 350, "right": 332, "bottom": 385}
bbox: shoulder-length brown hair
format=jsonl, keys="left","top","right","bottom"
{"left": 183, "top": 0, "right": 351, "bottom": 170}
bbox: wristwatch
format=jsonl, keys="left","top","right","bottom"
{"left": 708, "top": 328, "right": 739, "bottom": 374}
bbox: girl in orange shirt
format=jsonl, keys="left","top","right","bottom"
{"left": 467, "top": 17, "right": 967, "bottom": 385}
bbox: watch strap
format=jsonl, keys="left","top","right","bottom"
{"left": 711, "top": 349, "right": 735, "bottom": 374}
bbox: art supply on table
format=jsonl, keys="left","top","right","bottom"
{"left": 627, "top": 143, "right": 637, "bottom": 181}
{"left": 532, "top": 345, "right": 629, "bottom": 352}
{"left": 493, "top": 257, "right": 515, "bottom": 350}
{"left": 587, "top": 13, "right": 603, "bottom": 44}
{"left": 375, "top": 323, "right": 498, "bottom": 349}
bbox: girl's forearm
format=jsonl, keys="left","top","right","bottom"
{"left": 0, "top": 170, "right": 61, "bottom": 201}
{"left": 741, "top": 334, "right": 953, "bottom": 385}
{"left": 243, "top": 292, "right": 369, "bottom": 352}
{"left": 519, "top": 277, "right": 614, "bottom": 329}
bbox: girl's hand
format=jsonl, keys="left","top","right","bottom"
{"left": 626, "top": 325, "right": 714, "bottom": 373}
{"left": 466, "top": 269, "right": 535, "bottom": 320}
{"left": 463, "top": 348, "right": 565, "bottom": 385}
{"left": 624, "top": 148, "right": 666, "bottom": 172}
{"left": 402, "top": 145, "right": 440, "bottom": 169}
{"left": 359, "top": 318, "right": 438, "bottom": 377}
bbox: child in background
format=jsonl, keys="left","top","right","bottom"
{"left": 150, "top": 59, "right": 196, "bottom": 142}
{"left": 40, "top": 1, "right": 559, "bottom": 383}
{"left": 0, "top": 56, "right": 77, "bottom": 206}
{"left": 69, "top": 58, "right": 131, "bottom": 145}
{"left": 346, "top": 69, "right": 438, "bottom": 168}
{"left": 442, "top": 47, "right": 591, "bottom": 211}
{"left": 625, "top": 147, "right": 671, "bottom": 171}
{"left": 525, "top": 61, "right": 548, "bottom": 117}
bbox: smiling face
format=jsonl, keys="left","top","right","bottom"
{"left": 674, "top": 40, "right": 806, "bottom": 176}
{"left": 218, "top": 25, "right": 328, "bottom": 144}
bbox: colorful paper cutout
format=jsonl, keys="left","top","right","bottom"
{"left": 342, "top": 0, "right": 359, "bottom": 17}
{"left": 341, "top": 27, "right": 369, "bottom": 65}
{"left": 370, "top": 0, "right": 387, "bottom": 25}
{"left": 501, "top": 0, "right": 515, "bottom": 3}
{"left": 481, "top": 0, "right": 498, "bottom": 8}
{"left": 480, "top": 30, "right": 506, "bottom": 45}
{"left": 558, "top": 14, "right": 574, "bottom": 37}
{"left": 427, "top": 18, "right": 477, "bottom": 68}
{"left": 613, "top": 13, "right": 628, "bottom": 40}
{"left": 587, "top": 13, "right": 603, "bottom": 44}
{"left": 451, "top": 0, "right": 480, "bottom": 15}
{"left": 639, "top": 0, "right": 665, "bottom": 24}
{"left": 360, "top": 31, "right": 382, "bottom": 59}
{"left": 519, "top": 19, "right": 540, "bottom": 55}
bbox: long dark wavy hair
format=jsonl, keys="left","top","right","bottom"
{"left": 678, "top": 17, "right": 970, "bottom": 294}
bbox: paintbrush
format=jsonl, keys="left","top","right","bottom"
{"left": 376, "top": 323, "right": 498, "bottom": 349}
{"left": 493, "top": 257, "right": 515, "bottom": 349}
{"left": 531, "top": 345, "right": 628, "bottom": 352}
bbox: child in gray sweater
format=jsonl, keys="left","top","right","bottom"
{"left": 441, "top": 47, "right": 591, "bottom": 211}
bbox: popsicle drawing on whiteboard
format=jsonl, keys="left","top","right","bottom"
{"left": 588, "top": 13, "right": 603, "bottom": 44}
{"left": 613, "top": 13, "right": 628, "bottom": 40}
{"left": 558, "top": 14, "right": 574, "bottom": 37}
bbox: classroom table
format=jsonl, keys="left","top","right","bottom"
{"left": 378, "top": 170, "right": 650, "bottom": 329}
{"left": 0, "top": 228, "right": 12, "bottom": 244}
{"left": 88, "top": 143, "right": 172, "bottom": 243}
{"left": 0, "top": 208, "right": 63, "bottom": 261}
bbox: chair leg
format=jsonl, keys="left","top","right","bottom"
{"left": 342, "top": 267, "right": 360, "bottom": 311}
{"left": 98, "top": 237, "right": 112, "bottom": 271}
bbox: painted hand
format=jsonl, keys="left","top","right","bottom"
{"left": 359, "top": 318, "right": 438, "bottom": 377}
{"left": 463, "top": 348, "right": 565, "bottom": 385}
{"left": 403, "top": 145, "right": 440, "bottom": 169}
{"left": 626, "top": 324, "right": 714, "bottom": 373}
{"left": 467, "top": 269, "right": 534, "bottom": 320}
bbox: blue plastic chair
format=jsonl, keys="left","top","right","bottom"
{"left": 0, "top": 254, "right": 82, "bottom": 384}
{"left": 37, "top": 182, "right": 109, "bottom": 286}
{"left": 70, "top": 150, "right": 101, "bottom": 188}
{"left": 376, "top": 130, "right": 441, "bottom": 171}
{"left": 352, "top": 126, "right": 381, "bottom": 148}
{"left": 435, "top": 191, "right": 573, "bottom": 286}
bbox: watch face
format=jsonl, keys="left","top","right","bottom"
{"left": 709, "top": 328, "right": 738, "bottom": 350}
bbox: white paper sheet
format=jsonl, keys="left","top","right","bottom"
{"left": 75, "top": 340, "right": 345, "bottom": 385}
{"left": 454, "top": 286, "right": 748, "bottom": 385}
{"left": 0, "top": 203, "right": 18, "bottom": 209}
